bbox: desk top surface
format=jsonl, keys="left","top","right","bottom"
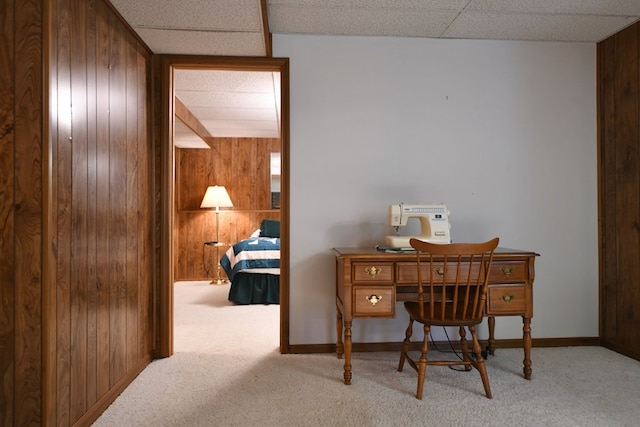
{"left": 331, "top": 246, "right": 539, "bottom": 258}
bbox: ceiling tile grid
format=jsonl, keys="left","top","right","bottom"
{"left": 107, "top": 0, "right": 640, "bottom": 145}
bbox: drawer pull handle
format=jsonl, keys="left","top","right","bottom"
{"left": 365, "top": 266, "right": 382, "bottom": 277}
{"left": 435, "top": 267, "right": 445, "bottom": 276}
{"left": 500, "top": 266, "right": 514, "bottom": 276}
{"left": 502, "top": 294, "right": 514, "bottom": 303}
{"left": 366, "top": 295, "right": 383, "bottom": 306}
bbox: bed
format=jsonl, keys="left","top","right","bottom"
{"left": 220, "top": 219, "right": 280, "bottom": 305}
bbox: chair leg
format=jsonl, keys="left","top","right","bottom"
{"left": 469, "top": 325, "right": 492, "bottom": 399}
{"left": 459, "top": 326, "right": 472, "bottom": 371}
{"left": 416, "top": 324, "right": 430, "bottom": 400}
{"left": 398, "top": 318, "right": 414, "bottom": 372}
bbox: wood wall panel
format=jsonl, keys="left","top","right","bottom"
{"left": 0, "top": 0, "right": 16, "bottom": 424}
{"left": 55, "top": 0, "right": 73, "bottom": 422}
{"left": 175, "top": 137, "right": 280, "bottom": 280}
{"left": 85, "top": 0, "right": 99, "bottom": 409}
{"left": 598, "top": 21, "right": 640, "bottom": 361}
{"left": 2, "top": 0, "right": 156, "bottom": 425}
{"left": 94, "top": 0, "right": 112, "bottom": 401}
{"left": 70, "top": 0, "right": 89, "bottom": 420}
{"left": 13, "top": 0, "right": 44, "bottom": 425}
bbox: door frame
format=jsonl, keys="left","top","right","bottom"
{"left": 155, "top": 55, "right": 290, "bottom": 357}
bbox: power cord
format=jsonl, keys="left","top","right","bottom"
{"left": 429, "top": 327, "right": 475, "bottom": 372}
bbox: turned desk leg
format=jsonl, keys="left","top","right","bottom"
{"left": 523, "top": 316, "right": 532, "bottom": 380}
{"left": 343, "top": 320, "right": 353, "bottom": 385}
{"left": 487, "top": 316, "right": 496, "bottom": 356}
{"left": 336, "top": 306, "right": 344, "bottom": 359}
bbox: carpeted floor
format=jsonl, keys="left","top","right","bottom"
{"left": 93, "top": 281, "right": 640, "bottom": 427}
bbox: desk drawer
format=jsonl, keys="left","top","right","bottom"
{"left": 489, "top": 262, "right": 527, "bottom": 283}
{"left": 353, "top": 285, "right": 395, "bottom": 317}
{"left": 352, "top": 262, "right": 393, "bottom": 283}
{"left": 487, "top": 285, "right": 526, "bottom": 314}
{"left": 396, "top": 262, "right": 478, "bottom": 283}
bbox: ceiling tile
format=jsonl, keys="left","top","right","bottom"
{"left": 175, "top": 71, "right": 277, "bottom": 93}
{"left": 467, "top": 0, "right": 640, "bottom": 16}
{"left": 188, "top": 107, "right": 278, "bottom": 121}
{"left": 134, "top": 28, "right": 266, "bottom": 56}
{"left": 267, "top": 0, "right": 469, "bottom": 10}
{"left": 444, "top": 12, "right": 639, "bottom": 42}
{"left": 203, "top": 119, "right": 279, "bottom": 131}
{"left": 268, "top": 6, "right": 460, "bottom": 37}
{"left": 176, "top": 91, "right": 276, "bottom": 109}
{"left": 110, "top": 0, "right": 262, "bottom": 31}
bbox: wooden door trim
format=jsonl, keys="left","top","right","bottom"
{"left": 155, "top": 55, "right": 290, "bottom": 357}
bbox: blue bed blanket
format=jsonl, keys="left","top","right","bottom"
{"left": 220, "top": 237, "right": 280, "bottom": 281}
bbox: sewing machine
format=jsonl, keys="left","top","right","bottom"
{"left": 384, "top": 203, "right": 451, "bottom": 248}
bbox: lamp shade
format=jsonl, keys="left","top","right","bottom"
{"left": 200, "top": 185, "right": 233, "bottom": 209}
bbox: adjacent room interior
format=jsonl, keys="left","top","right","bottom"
{"left": 171, "top": 67, "right": 283, "bottom": 345}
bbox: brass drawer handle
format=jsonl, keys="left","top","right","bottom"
{"left": 435, "top": 267, "right": 445, "bottom": 276}
{"left": 365, "top": 266, "right": 382, "bottom": 277}
{"left": 501, "top": 294, "right": 514, "bottom": 303}
{"left": 366, "top": 295, "right": 383, "bottom": 306}
{"left": 500, "top": 266, "right": 514, "bottom": 276}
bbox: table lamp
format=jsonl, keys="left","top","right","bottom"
{"left": 200, "top": 185, "right": 233, "bottom": 285}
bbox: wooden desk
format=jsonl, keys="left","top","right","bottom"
{"left": 332, "top": 247, "right": 539, "bottom": 385}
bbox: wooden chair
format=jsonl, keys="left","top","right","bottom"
{"left": 398, "top": 237, "right": 499, "bottom": 399}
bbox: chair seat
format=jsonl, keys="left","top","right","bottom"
{"left": 403, "top": 301, "right": 484, "bottom": 327}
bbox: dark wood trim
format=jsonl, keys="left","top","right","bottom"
{"left": 155, "top": 55, "right": 290, "bottom": 358}
{"left": 72, "top": 355, "right": 151, "bottom": 427}
{"left": 288, "top": 337, "right": 602, "bottom": 354}
{"left": 260, "top": 0, "right": 272, "bottom": 57}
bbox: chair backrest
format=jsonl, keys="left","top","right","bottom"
{"left": 409, "top": 237, "right": 499, "bottom": 324}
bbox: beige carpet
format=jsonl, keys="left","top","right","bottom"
{"left": 94, "top": 281, "right": 640, "bottom": 426}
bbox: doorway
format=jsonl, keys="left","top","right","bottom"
{"left": 156, "top": 56, "right": 290, "bottom": 358}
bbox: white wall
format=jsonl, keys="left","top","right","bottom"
{"left": 273, "top": 34, "right": 598, "bottom": 345}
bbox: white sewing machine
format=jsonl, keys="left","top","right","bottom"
{"left": 384, "top": 203, "right": 451, "bottom": 248}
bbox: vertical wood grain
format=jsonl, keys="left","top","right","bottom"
{"left": 125, "top": 30, "right": 139, "bottom": 370}
{"left": 94, "top": 0, "right": 111, "bottom": 399}
{"left": 70, "top": 0, "right": 89, "bottom": 420}
{"left": 85, "top": 0, "right": 99, "bottom": 408}
{"left": 138, "top": 48, "right": 152, "bottom": 360}
{"left": 598, "top": 35, "right": 618, "bottom": 343}
{"left": 0, "top": 0, "right": 15, "bottom": 424}
{"left": 13, "top": 0, "right": 44, "bottom": 424}
{"left": 7, "top": 0, "right": 155, "bottom": 424}
{"left": 54, "top": 4, "right": 72, "bottom": 419}
{"left": 174, "top": 137, "right": 280, "bottom": 280}
{"left": 108, "top": 8, "right": 128, "bottom": 386}
{"left": 598, "top": 21, "right": 640, "bottom": 359}
{"left": 613, "top": 24, "right": 640, "bottom": 353}
{"left": 55, "top": 0, "right": 72, "bottom": 421}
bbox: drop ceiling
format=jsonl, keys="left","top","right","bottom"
{"left": 109, "top": 0, "right": 640, "bottom": 146}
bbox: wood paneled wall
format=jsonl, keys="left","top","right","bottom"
{"left": 1, "top": 0, "right": 43, "bottom": 424}
{"left": 598, "top": 21, "right": 640, "bottom": 361}
{"left": 1, "top": 0, "right": 156, "bottom": 425}
{"left": 175, "top": 137, "right": 280, "bottom": 280}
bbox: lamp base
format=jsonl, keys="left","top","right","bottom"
{"left": 210, "top": 278, "right": 230, "bottom": 286}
